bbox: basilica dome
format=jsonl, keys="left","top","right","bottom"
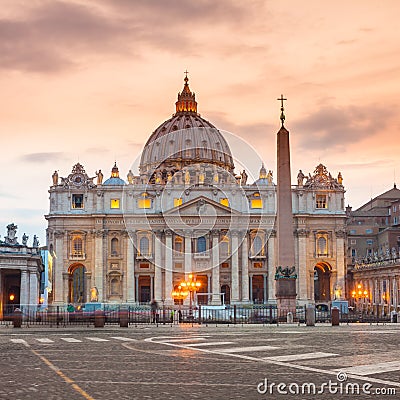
{"left": 139, "top": 76, "right": 234, "bottom": 181}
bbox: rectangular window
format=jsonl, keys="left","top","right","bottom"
{"left": 394, "top": 217, "right": 398, "bottom": 225}
{"left": 110, "top": 199, "right": 120, "bottom": 209}
{"left": 220, "top": 198, "right": 229, "bottom": 207}
{"left": 350, "top": 230, "right": 356, "bottom": 234}
{"left": 174, "top": 198, "right": 183, "bottom": 207}
{"left": 351, "top": 239, "right": 356, "bottom": 245}
{"left": 72, "top": 194, "right": 84, "bottom": 209}
{"left": 251, "top": 199, "right": 263, "bottom": 209}
{"left": 365, "top": 229, "right": 373, "bottom": 234}
{"left": 351, "top": 249, "right": 356, "bottom": 257}
{"left": 174, "top": 262, "right": 182, "bottom": 270}
{"left": 139, "top": 263, "right": 149, "bottom": 269}
{"left": 366, "top": 239, "right": 373, "bottom": 245}
{"left": 316, "top": 195, "right": 327, "bottom": 209}
{"left": 138, "top": 198, "right": 151, "bottom": 209}
{"left": 221, "top": 262, "right": 230, "bottom": 268}
{"left": 254, "top": 262, "right": 263, "bottom": 268}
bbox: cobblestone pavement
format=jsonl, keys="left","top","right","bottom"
{"left": 0, "top": 323, "right": 399, "bottom": 400}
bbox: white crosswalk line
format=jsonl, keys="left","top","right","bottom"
{"left": 160, "top": 337, "right": 209, "bottom": 343}
{"left": 335, "top": 361, "right": 400, "bottom": 376}
{"left": 264, "top": 352, "right": 338, "bottom": 362}
{"left": 10, "top": 339, "right": 29, "bottom": 347}
{"left": 86, "top": 337, "right": 109, "bottom": 342}
{"left": 186, "top": 341, "right": 234, "bottom": 347}
{"left": 60, "top": 338, "right": 82, "bottom": 343}
{"left": 111, "top": 337, "right": 137, "bottom": 342}
{"left": 36, "top": 338, "right": 54, "bottom": 343}
{"left": 218, "top": 345, "right": 280, "bottom": 353}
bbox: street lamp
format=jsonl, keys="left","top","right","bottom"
{"left": 171, "top": 285, "right": 189, "bottom": 304}
{"left": 351, "top": 283, "right": 369, "bottom": 311}
{"left": 180, "top": 274, "right": 201, "bottom": 315}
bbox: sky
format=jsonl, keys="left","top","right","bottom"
{"left": 1, "top": 0, "right": 400, "bottom": 245}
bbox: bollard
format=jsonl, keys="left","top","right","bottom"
{"left": 13, "top": 308, "right": 22, "bottom": 328}
{"left": 390, "top": 311, "right": 398, "bottom": 323}
{"left": 331, "top": 307, "right": 339, "bottom": 326}
{"left": 119, "top": 309, "right": 129, "bottom": 328}
{"left": 286, "top": 311, "right": 294, "bottom": 324}
{"left": 306, "top": 304, "right": 315, "bottom": 326}
{"left": 94, "top": 309, "right": 105, "bottom": 328}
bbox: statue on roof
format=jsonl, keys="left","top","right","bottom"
{"left": 22, "top": 233, "right": 28, "bottom": 246}
{"left": 337, "top": 172, "right": 343, "bottom": 185}
{"left": 241, "top": 170, "right": 248, "bottom": 186}
{"left": 267, "top": 170, "right": 273, "bottom": 185}
{"left": 127, "top": 170, "right": 134, "bottom": 185}
{"left": 297, "top": 170, "right": 305, "bottom": 186}
{"left": 96, "top": 170, "right": 103, "bottom": 185}
{"left": 33, "top": 235, "right": 39, "bottom": 248}
{"left": 52, "top": 170, "right": 59, "bottom": 186}
{"left": 5, "top": 223, "right": 18, "bottom": 245}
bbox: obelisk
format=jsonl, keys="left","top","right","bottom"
{"left": 275, "top": 95, "right": 297, "bottom": 316}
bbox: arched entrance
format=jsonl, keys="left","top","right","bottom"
{"left": 314, "top": 262, "right": 331, "bottom": 302}
{"left": 68, "top": 264, "right": 86, "bottom": 304}
{"left": 221, "top": 284, "right": 230, "bottom": 304}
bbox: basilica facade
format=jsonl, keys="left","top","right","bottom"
{"left": 46, "top": 77, "right": 347, "bottom": 307}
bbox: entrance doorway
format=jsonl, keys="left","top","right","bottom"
{"left": 221, "top": 284, "right": 230, "bottom": 304}
{"left": 314, "top": 263, "right": 331, "bottom": 302}
{"left": 68, "top": 264, "right": 86, "bottom": 304}
{"left": 252, "top": 275, "right": 264, "bottom": 304}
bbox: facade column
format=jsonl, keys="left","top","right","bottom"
{"left": 154, "top": 231, "right": 162, "bottom": 302}
{"left": 62, "top": 273, "right": 69, "bottom": 303}
{"left": 211, "top": 231, "right": 220, "bottom": 305}
{"left": 20, "top": 270, "right": 29, "bottom": 309}
{"left": 28, "top": 271, "right": 38, "bottom": 306}
{"left": 241, "top": 234, "right": 250, "bottom": 302}
{"left": 94, "top": 230, "right": 104, "bottom": 302}
{"left": 135, "top": 276, "right": 139, "bottom": 303}
{"left": 231, "top": 232, "right": 240, "bottom": 303}
{"left": 53, "top": 231, "right": 64, "bottom": 304}
{"left": 164, "top": 230, "right": 173, "bottom": 305}
{"left": 296, "top": 229, "right": 308, "bottom": 301}
{"left": 335, "top": 229, "right": 346, "bottom": 300}
{"left": 184, "top": 230, "right": 192, "bottom": 276}
{"left": 126, "top": 231, "right": 136, "bottom": 303}
{"left": 267, "top": 232, "right": 276, "bottom": 302}
{"left": 249, "top": 275, "right": 253, "bottom": 302}
{"left": 263, "top": 274, "right": 268, "bottom": 303}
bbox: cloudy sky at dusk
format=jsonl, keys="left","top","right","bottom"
{"left": 1, "top": 0, "right": 400, "bottom": 244}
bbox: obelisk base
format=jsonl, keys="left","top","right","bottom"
{"left": 276, "top": 278, "right": 297, "bottom": 318}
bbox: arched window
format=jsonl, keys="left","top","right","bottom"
{"left": 140, "top": 237, "right": 149, "bottom": 256}
{"left": 69, "top": 265, "right": 86, "bottom": 303}
{"left": 252, "top": 236, "right": 263, "bottom": 256}
{"left": 72, "top": 236, "right": 83, "bottom": 256}
{"left": 220, "top": 235, "right": 230, "bottom": 255}
{"left": 111, "top": 238, "right": 119, "bottom": 256}
{"left": 317, "top": 236, "right": 327, "bottom": 256}
{"left": 197, "top": 236, "right": 207, "bottom": 253}
{"left": 174, "top": 236, "right": 183, "bottom": 253}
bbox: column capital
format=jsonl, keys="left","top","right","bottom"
{"left": 295, "top": 228, "right": 309, "bottom": 238}
{"left": 164, "top": 229, "right": 173, "bottom": 236}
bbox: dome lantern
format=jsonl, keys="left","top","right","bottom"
{"left": 175, "top": 71, "right": 198, "bottom": 114}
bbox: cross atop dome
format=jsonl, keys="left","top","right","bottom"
{"left": 175, "top": 72, "right": 198, "bottom": 114}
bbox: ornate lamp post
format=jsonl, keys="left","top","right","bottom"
{"left": 180, "top": 274, "right": 201, "bottom": 315}
{"left": 351, "top": 283, "right": 369, "bottom": 311}
{"left": 171, "top": 285, "right": 189, "bottom": 305}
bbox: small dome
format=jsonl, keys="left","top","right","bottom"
{"left": 103, "top": 162, "right": 126, "bottom": 185}
{"left": 139, "top": 75, "right": 234, "bottom": 179}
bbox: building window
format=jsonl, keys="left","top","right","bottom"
{"left": 174, "top": 262, "right": 182, "bottom": 270}
{"left": 254, "top": 262, "right": 263, "bottom": 268}
{"left": 366, "top": 239, "right": 373, "bottom": 245}
{"left": 394, "top": 217, "right": 398, "bottom": 225}
{"left": 351, "top": 239, "right": 356, "bottom": 245}
{"left": 111, "top": 199, "right": 120, "bottom": 209}
{"left": 72, "top": 236, "right": 83, "bottom": 256}
{"left": 251, "top": 193, "right": 262, "bottom": 209}
{"left": 316, "top": 234, "right": 328, "bottom": 256}
{"left": 350, "top": 230, "right": 356, "bottom": 235}
{"left": 221, "top": 262, "right": 230, "bottom": 268}
{"left": 351, "top": 249, "right": 356, "bottom": 258}
{"left": 197, "top": 236, "right": 207, "bottom": 253}
{"left": 111, "top": 237, "right": 119, "bottom": 256}
{"left": 251, "top": 236, "right": 263, "bottom": 256}
{"left": 220, "top": 198, "right": 229, "bottom": 207}
{"left": 139, "top": 237, "right": 149, "bottom": 256}
{"left": 316, "top": 195, "right": 327, "bottom": 209}
{"left": 220, "top": 235, "right": 230, "bottom": 255}
{"left": 138, "top": 193, "right": 151, "bottom": 209}
{"left": 139, "top": 263, "right": 149, "bottom": 269}
{"left": 365, "top": 229, "right": 373, "bottom": 234}
{"left": 174, "top": 198, "right": 183, "bottom": 207}
{"left": 72, "top": 194, "right": 84, "bottom": 209}
{"left": 174, "top": 236, "right": 183, "bottom": 253}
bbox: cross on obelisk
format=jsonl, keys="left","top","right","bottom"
{"left": 184, "top": 70, "right": 189, "bottom": 79}
{"left": 277, "top": 94, "right": 287, "bottom": 126}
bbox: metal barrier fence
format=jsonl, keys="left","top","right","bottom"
{"left": 0, "top": 304, "right": 394, "bottom": 327}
